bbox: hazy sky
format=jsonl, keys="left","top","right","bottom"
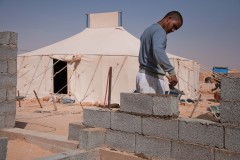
{"left": 0, "top": 0, "right": 240, "bottom": 70}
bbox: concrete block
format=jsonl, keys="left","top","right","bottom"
{"left": 111, "top": 110, "right": 141, "bottom": 134}
{"left": 68, "top": 122, "right": 87, "bottom": 141}
{"left": 4, "top": 114, "right": 16, "bottom": 128}
{"left": 142, "top": 117, "right": 178, "bottom": 140}
{"left": 215, "top": 148, "right": 240, "bottom": 160}
{"left": 0, "top": 74, "right": 17, "bottom": 88}
{"left": 105, "top": 130, "right": 135, "bottom": 152}
{"left": 0, "top": 32, "right": 18, "bottom": 46}
{"left": 0, "top": 47, "right": 17, "bottom": 59}
{"left": 0, "top": 60, "right": 7, "bottom": 73}
{"left": 220, "top": 101, "right": 240, "bottom": 125}
{"left": 79, "top": 128, "right": 106, "bottom": 149}
{"left": 221, "top": 77, "right": 240, "bottom": 101}
{"left": 0, "top": 116, "right": 4, "bottom": 128}
{"left": 225, "top": 125, "right": 240, "bottom": 152}
{"left": 7, "top": 87, "right": 16, "bottom": 101}
{"left": 0, "top": 137, "right": 8, "bottom": 160}
{"left": 0, "top": 101, "right": 16, "bottom": 115}
{"left": 152, "top": 95, "right": 179, "bottom": 117}
{"left": 120, "top": 93, "right": 153, "bottom": 115}
{"left": 7, "top": 59, "right": 17, "bottom": 74}
{"left": 83, "top": 106, "right": 111, "bottom": 128}
{"left": 172, "top": 141, "right": 214, "bottom": 160}
{"left": 0, "top": 88, "right": 6, "bottom": 102}
{"left": 179, "top": 118, "right": 224, "bottom": 148}
{"left": 135, "top": 135, "right": 171, "bottom": 159}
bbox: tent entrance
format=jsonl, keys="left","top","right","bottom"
{"left": 53, "top": 59, "right": 68, "bottom": 94}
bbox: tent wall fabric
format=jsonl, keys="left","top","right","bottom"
{"left": 17, "top": 12, "right": 200, "bottom": 103}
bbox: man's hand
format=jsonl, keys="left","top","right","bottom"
{"left": 168, "top": 75, "right": 178, "bottom": 88}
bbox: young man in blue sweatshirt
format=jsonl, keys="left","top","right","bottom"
{"left": 136, "top": 11, "right": 183, "bottom": 94}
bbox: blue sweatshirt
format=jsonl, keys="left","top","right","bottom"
{"left": 139, "top": 23, "right": 175, "bottom": 78}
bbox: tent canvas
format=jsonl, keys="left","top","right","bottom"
{"left": 17, "top": 12, "right": 200, "bottom": 104}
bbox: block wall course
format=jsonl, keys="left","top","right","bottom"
{"left": 225, "top": 125, "right": 240, "bottom": 152}
{"left": 220, "top": 101, "right": 240, "bottom": 125}
{"left": 135, "top": 135, "right": 171, "bottom": 159}
{"left": 215, "top": 148, "right": 240, "bottom": 160}
{"left": 111, "top": 111, "right": 141, "bottom": 134}
{"left": 171, "top": 141, "right": 214, "bottom": 160}
{"left": 105, "top": 130, "right": 135, "bottom": 152}
{"left": 221, "top": 77, "right": 240, "bottom": 101}
{"left": 83, "top": 107, "right": 111, "bottom": 129}
{"left": 3, "top": 114, "right": 16, "bottom": 128}
{"left": 142, "top": 117, "right": 178, "bottom": 140}
{"left": 120, "top": 93, "right": 179, "bottom": 117}
{"left": 179, "top": 118, "right": 224, "bottom": 148}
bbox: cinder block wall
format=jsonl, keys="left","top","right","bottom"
{"left": 0, "top": 32, "right": 17, "bottom": 128}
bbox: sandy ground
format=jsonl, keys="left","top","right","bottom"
{"left": 5, "top": 87, "right": 219, "bottom": 160}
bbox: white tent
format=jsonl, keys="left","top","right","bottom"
{"left": 17, "top": 12, "right": 200, "bottom": 104}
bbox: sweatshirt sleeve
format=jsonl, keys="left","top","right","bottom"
{"left": 152, "top": 30, "right": 176, "bottom": 75}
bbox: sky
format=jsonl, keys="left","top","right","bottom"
{"left": 0, "top": 0, "right": 240, "bottom": 70}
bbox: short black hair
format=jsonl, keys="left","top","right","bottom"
{"left": 163, "top": 11, "right": 183, "bottom": 24}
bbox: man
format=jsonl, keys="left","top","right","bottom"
{"left": 136, "top": 11, "right": 183, "bottom": 94}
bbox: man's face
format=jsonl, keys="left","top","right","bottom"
{"left": 165, "top": 18, "right": 182, "bottom": 34}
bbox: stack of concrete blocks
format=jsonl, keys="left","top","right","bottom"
{"left": 68, "top": 90, "right": 240, "bottom": 160}
{"left": 0, "top": 32, "right": 17, "bottom": 129}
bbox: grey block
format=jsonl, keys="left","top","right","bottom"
{"left": 0, "top": 32, "right": 18, "bottom": 46}
{"left": 0, "top": 74, "right": 17, "bottom": 88}
{"left": 0, "top": 88, "right": 6, "bottom": 103}
{"left": 0, "top": 47, "right": 17, "bottom": 59}
{"left": 68, "top": 122, "right": 87, "bottom": 141}
{"left": 0, "top": 60, "right": 7, "bottom": 73}
{"left": 105, "top": 130, "right": 135, "bottom": 152}
{"left": 4, "top": 114, "right": 16, "bottom": 128}
{"left": 7, "top": 87, "right": 16, "bottom": 101}
{"left": 225, "top": 126, "right": 240, "bottom": 152}
{"left": 215, "top": 148, "right": 240, "bottom": 160}
{"left": 172, "top": 141, "right": 214, "bottom": 160}
{"left": 79, "top": 128, "right": 106, "bottom": 149}
{"left": 7, "top": 59, "right": 17, "bottom": 74}
{"left": 221, "top": 77, "right": 240, "bottom": 101}
{"left": 120, "top": 93, "right": 153, "bottom": 115}
{"left": 220, "top": 101, "right": 240, "bottom": 125}
{"left": 83, "top": 106, "right": 111, "bottom": 128}
{"left": 0, "top": 137, "right": 8, "bottom": 160}
{"left": 0, "top": 101, "right": 16, "bottom": 115}
{"left": 135, "top": 135, "right": 171, "bottom": 159}
{"left": 179, "top": 118, "right": 224, "bottom": 148}
{"left": 111, "top": 110, "right": 141, "bottom": 134}
{"left": 142, "top": 117, "right": 178, "bottom": 140}
{"left": 152, "top": 95, "right": 179, "bottom": 117}
{"left": 0, "top": 116, "right": 4, "bottom": 128}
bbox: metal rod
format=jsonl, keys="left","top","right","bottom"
{"left": 17, "top": 90, "right": 21, "bottom": 108}
{"left": 189, "top": 94, "right": 202, "bottom": 118}
{"left": 107, "top": 67, "right": 112, "bottom": 108}
{"left": 33, "top": 90, "right": 43, "bottom": 108}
